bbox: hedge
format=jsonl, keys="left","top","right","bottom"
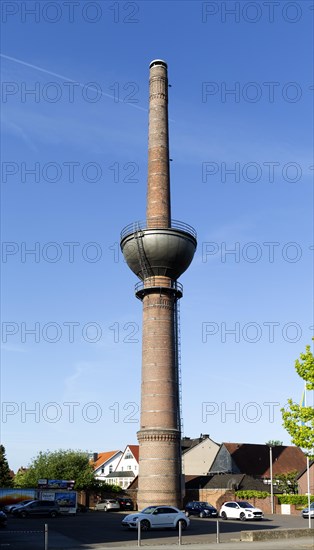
{"left": 277, "top": 495, "right": 314, "bottom": 505}
{"left": 235, "top": 490, "right": 269, "bottom": 500}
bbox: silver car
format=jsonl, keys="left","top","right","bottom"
{"left": 95, "top": 499, "right": 120, "bottom": 512}
{"left": 4, "top": 500, "right": 35, "bottom": 513}
{"left": 301, "top": 502, "right": 314, "bottom": 518}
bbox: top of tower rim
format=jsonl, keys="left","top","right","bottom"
{"left": 149, "top": 59, "right": 167, "bottom": 69}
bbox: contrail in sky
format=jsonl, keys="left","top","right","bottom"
{"left": 0, "top": 53, "right": 148, "bottom": 112}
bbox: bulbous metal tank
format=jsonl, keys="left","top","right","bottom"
{"left": 120, "top": 220, "right": 197, "bottom": 281}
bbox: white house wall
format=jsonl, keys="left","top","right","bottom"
{"left": 183, "top": 438, "right": 219, "bottom": 475}
{"left": 94, "top": 452, "right": 123, "bottom": 480}
{"left": 117, "top": 447, "right": 138, "bottom": 475}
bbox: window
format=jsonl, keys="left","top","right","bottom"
{"left": 109, "top": 465, "right": 113, "bottom": 473}
{"left": 125, "top": 452, "right": 133, "bottom": 459}
{"left": 101, "top": 467, "right": 104, "bottom": 474}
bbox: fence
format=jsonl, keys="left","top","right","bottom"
{"left": 1, "top": 524, "right": 48, "bottom": 549}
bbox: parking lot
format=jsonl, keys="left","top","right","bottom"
{"left": 0, "top": 510, "right": 311, "bottom": 549}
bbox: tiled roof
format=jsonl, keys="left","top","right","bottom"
{"left": 106, "top": 471, "right": 135, "bottom": 478}
{"left": 205, "top": 474, "right": 271, "bottom": 492}
{"left": 204, "top": 473, "right": 245, "bottom": 489}
{"left": 127, "top": 445, "right": 139, "bottom": 462}
{"left": 185, "top": 475, "right": 212, "bottom": 489}
{"left": 296, "top": 459, "right": 314, "bottom": 479}
{"left": 181, "top": 435, "right": 216, "bottom": 454}
{"left": 127, "top": 476, "right": 138, "bottom": 490}
{"left": 185, "top": 473, "right": 272, "bottom": 492}
{"left": 223, "top": 443, "right": 307, "bottom": 477}
{"left": 92, "top": 451, "right": 121, "bottom": 470}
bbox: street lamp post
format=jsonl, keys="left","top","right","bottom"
{"left": 306, "top": 455, "right": 312, "bottom": 529}
{"left": 269, "top": 445, "right": 274, "bottom": 514}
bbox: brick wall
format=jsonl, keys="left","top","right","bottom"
{"left": 185, "top": 488, "right": 275, "bottom": 514}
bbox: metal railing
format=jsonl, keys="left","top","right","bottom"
{"left": 120, "top": 219, "right": 197, "bottom": 241}
{"left": 135, "top": 279, "right": 183, "bottom": 296}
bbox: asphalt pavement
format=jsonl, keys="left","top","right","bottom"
{"left": 86, "top": 536, "right": 314, "bottom": 549}
{"left": 0, "top": 512, "right": 312, "bottom": 550}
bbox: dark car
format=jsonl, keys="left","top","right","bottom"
{"left": 116, "top": 497, "right": 134, "bottom": 511}
{"left": 76, "top": 503, "right": 88, "bottom": 513}
{"left": 0, "top": 511, "right": 7, "bottom": 527}
{"left": 185, "top": 501, "right": 218, "bottom": 518}
{"left": 12, "top": 500, "right": 60, "bottom": 518}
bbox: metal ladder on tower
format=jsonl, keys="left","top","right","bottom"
{"left": 134, "top": 223, "right": 154, "bottom": 280}
{"left": 174, "top": 297, "right": 183, "bottom": 435}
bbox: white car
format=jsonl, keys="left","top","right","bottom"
{"left": 220, "top": 501, "right": 263, "bottom": 521}
{"left": 121, "top": 505, "right": 190, "bottom": 531}
{"left": 95, "top": 499, "right": 120, "bottom": 511}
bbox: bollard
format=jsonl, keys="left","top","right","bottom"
{"left": 137, "top": 520, "right": 141, "bottom": 547}
{"left": 44, "top": 523, "right": 48, "bottom": 550}
{"left": 216, "top": 519, "right": 220, "bottom": 544}
{"left": 178, "top": 520, "right": 182, "bottom": 545}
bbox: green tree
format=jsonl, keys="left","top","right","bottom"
{"left": 265, "top": 440, "right": 283, "bottom": 446}
{"left": 281, "top": 342, "right": 314, "bottom": 456}
{"left": 0, "top": 445, "right": 13, "bottom": 487}
{"left": 274, "top": 470, "right": 298, "bottom": 494}
{"left": 14, "top": 449, "right": 95, "bottom": 490}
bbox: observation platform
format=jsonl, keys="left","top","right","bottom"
{"left": 120, "top": 219, "right": 197, "bottom": 281}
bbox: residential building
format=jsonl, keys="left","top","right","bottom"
{"left": 91, "top": 451, "right": 122, "bottom": 481}
{"left": 297, "top": 460, "right": 314, "bottom": 494}
{"left": 182, "top": 434, "right": 219, "bottom": 475}
{"left": 106, "top": 445, "right": 139, "bottom": 490}
{"left": 209, "top": 442, "right": 307, "bottom": 479}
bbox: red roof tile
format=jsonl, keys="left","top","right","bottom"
{"left": 92, "top": 451, "right": 121, "bottom": 470}
{"left": 127, "top": 445, "right": 139, "bottom": 462}
{"left": 223, "top": 443, "right": 306, "bottom": 477}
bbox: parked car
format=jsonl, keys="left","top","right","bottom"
{"left": 121, "top": 505, "right": 190, "bottom": 531}
{"left": 220, "top": 501, "right": 263, "bottom": 521}
{"left": 0, "top": 511, "right": 7, "bottom": 527}
{"left": 12, "top": 500, "right": 60, "bottom": 518}
{"left": 301, "top": 502, "right": 314, "bottom": 518}
{"left": 116, "top": 497, "right": 134, "bottom": 511}
{"left": 4, "top": 499, "right": 34, "bottom": 513}
{"left": 94, "top": 499, "right": 120, "bottom": 512}
{"left": 76, "top": 503, "right": 88, "bottom": 513}
{"left": 185, "top": 501, "right": 218, "bottom": 518}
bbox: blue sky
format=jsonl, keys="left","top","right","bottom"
{"left": 1, "top": 1, "right": 313, "bottom": 473}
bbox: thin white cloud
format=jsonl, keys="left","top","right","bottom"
{"left": 1, "top": 53, "right": 148, "bottom": 112}
{"left": 2, "top": 117, "right": 38, "bottom": 152}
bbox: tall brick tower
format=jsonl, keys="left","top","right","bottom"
{"left": 120, "top": 60, "right": 197, "bottom": 509}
